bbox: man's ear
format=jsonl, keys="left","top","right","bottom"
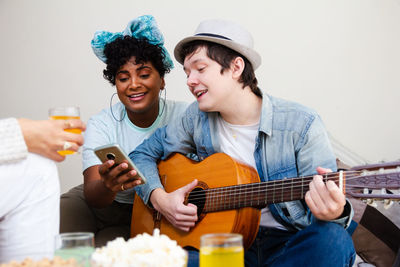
{"left": 231, "top": 57, "right": 245, "bottom": 80}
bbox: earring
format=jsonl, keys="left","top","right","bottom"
{"left": 158, "top": 88, "right": 166, "bottom": 118}
{"left": 110, "top": 93, "right": 126, "bottom": 122}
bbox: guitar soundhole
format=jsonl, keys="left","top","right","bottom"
{"left": 187, "top": 187, "right": 206, "bottom": 218}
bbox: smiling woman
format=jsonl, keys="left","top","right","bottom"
{"left": 59, "top": 15, "right": 188, "bottom": 247}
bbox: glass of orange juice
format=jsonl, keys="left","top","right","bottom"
{"left": 200, "top": 233, "right": 244, "bottom": 267}
{"left": 49, "top": 106, "right": 81, "bottom": 155}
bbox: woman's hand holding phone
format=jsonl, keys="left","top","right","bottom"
{"left": 98, "top": 159, "right": 142, "bottom": 192}
{"left": 94, "top": 144, "right": 147, "bottom": 193}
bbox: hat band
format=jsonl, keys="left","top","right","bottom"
{"left": 195, "top": 33, "right": 232, "bottom": 41}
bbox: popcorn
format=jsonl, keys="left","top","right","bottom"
{"left": 91, "top": 229, "right": 187, "bottom": 267}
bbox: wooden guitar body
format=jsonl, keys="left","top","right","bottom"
{"left": 131, "top": 153, "right": 261, "bottom": 250}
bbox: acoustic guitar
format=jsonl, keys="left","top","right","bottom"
{"left": 130, "top": 153, "right": 400, "bottom": 250}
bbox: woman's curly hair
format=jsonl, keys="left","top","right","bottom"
{"left": 103, "top": 35, "right": 171, "bottom": 85}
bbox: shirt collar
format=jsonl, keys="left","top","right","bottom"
{"left": 259, "top": 92, "right": 273, "bottom": 136}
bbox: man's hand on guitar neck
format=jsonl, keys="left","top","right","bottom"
{"left": 150, "top": 179, "right": 199, "bottom": 232}
{"left": 305, "top": 167, "right": 346, "bottom": 221}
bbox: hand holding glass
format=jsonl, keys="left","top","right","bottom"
{"left": 48, "top": 106, "right": 81, "bottom": 155}
{"left": 200, "top": 233, "right": 244, "bottom": 267}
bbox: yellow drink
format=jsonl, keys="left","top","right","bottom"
{"left": 200, "top": 246, "right": 244, "bottom": 267}
{"left": 50, "top": 115, "right": 81, "bottom": 155}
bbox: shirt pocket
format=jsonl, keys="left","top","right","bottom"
{"left": 268, "top": 163, "right": 298, "bottom": 180}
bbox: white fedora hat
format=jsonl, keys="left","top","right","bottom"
{"left": 174, "top": 19, "right": 262, "bottom": 70}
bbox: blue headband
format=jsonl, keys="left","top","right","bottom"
{"left": 91, "top": 15, "right": 174, "bottom": 69}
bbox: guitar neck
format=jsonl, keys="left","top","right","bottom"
{"left": 202, "top": 175, "right": 317, "bottom": 212}
{"left": 198, "top": 170, "right": 400, "bottom": 212}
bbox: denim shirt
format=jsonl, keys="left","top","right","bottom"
{"left": 130, "top": 93, "right": 353, "bottom": 230}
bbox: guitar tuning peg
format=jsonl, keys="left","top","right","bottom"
{"left": 383, "top": 199, "right": 394, "bottom": 209}
{"left": 362, "top": 188, "right": 375, "bottom": 207}
{"left": 366, "top": 199, "right": 377, "bottom": 207}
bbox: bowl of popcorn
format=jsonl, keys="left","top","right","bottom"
{"left": 91, "top": 229, "right": 187, "bottom": 267}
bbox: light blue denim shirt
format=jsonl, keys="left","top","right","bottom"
{"left": 130, "top": 92, "right": 353, "bottom": 230}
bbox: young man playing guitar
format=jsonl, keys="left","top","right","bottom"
{"left": 130, "top": 19, "right": 355, "bottom": 266}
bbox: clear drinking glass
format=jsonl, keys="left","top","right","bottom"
{"left": 48, "top": 106, "right": 81, "bottom": 155}
{"left": 199, "top": 233, "right": 244, "bottom": 267}
{"left": 55, "top": 232, "right": 95, "bottom": 267}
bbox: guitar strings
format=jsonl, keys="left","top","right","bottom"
{"left": 186, "top": 170, "right": 394, "bottom": 199}
{"left": 186, "top": 183, "right": 385, "bottom": 205}
{"left": 187, "top": 189, "right": 399, "bottom": 211}
{"left": 183, "top": 171, "right": 396, "bottom": 205}
{"left": 184, "top": 171, "right": 360, "bottom": 200}
{"left": 187, "top": 175, "right": 399, "bottom": 209}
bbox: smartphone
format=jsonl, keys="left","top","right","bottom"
{"left": 94, "top": 144, "right": 147, "bottom": 184}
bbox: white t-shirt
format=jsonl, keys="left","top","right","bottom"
{"left": 216, "top": 116, "right": 287, "bottom": 230}
{"left": 83, "top": 100, "right": 188, "bottom": 204}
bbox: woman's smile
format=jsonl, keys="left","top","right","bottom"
{"left": 128, "top": 92, "right": 147, "bottom": 102}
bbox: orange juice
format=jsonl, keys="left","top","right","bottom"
{"left": 50, "top": 115, "right": 81, "bottom": 155}
{"left": 200, "top": 246, "right": 244, "bottom": 267}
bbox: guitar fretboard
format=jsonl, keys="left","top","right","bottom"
{"left": 193, "top": 171, "right": 400, "bottom": 212}
{"left": 202, "top": 176, "right": 315, "bottom": 212}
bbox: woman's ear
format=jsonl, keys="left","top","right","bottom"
{"left": 231, "top": 57, "right": 245, "bottom": 80}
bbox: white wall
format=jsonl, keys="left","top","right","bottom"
{"left": 1, "top": 0, "right": 399, "bottom": 193}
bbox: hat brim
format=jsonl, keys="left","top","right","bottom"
{"left": 174, "top": 35, "right": 261, "bottom": 70}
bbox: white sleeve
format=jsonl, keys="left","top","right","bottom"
{"left": 0, "top": 118, "right": 28, "bottom": 164}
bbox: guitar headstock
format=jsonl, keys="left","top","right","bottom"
{"left": 346, "top": 161, "right": 400, "bottom": 209}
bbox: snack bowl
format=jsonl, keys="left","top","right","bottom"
{"left": 90, "top": 230, "right": 188, "bottom": 267}
{"left": 0, "top": 252, "right": 85, "bottom": 267}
